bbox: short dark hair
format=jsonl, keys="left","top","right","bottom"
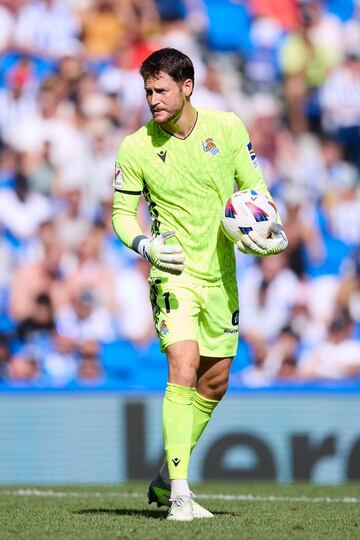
{"left": 140, "top": 48, "right": 194, "bottom": 86}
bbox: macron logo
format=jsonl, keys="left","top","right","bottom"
{"left": 157, "top": 150, "right": 167, "bottom": 163}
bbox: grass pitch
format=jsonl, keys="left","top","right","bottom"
{"left": 1, "top": 482, "right": 359, "bottom": 540}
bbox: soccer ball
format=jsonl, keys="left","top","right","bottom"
{"left": 221, "top": 189, "right": 277, "bottom": 243}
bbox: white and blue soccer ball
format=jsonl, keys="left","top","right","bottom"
{"left": 221, "top": 189, "right": 277, "bottom": 243}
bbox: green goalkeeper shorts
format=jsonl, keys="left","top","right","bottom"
{"left": 149, "top": 273, "right": 239, "bottom": 358}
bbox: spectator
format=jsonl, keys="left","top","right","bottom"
{"left": 57, "top": 52, "right": 85, "bottom": 105}
{"left": 238, "top": 253, "right": 300, "bottom": 342}
{"left": 325, "top": 163, "right": 360, "bottom": 248}
{"left": 77, "top": 339, "right": 104, "bottom": 383}
{"left": 296, "top": 0, "right": 344, "bottom": 63}
{"left": 0, "top": 171, "right": 53, "bottom": 243}
{"left": 0, "top": 2, "right": 15, "bottom": 52}
{"left": 56, "top": 288, "right": 117, "bottom": 344}
{"left": 6, "top": 76, "right": 88, "bottom": 195}
{"left": 158, "top": 0, "right": 205, "bottom": 83}
{"left": 9, "top": 242, "right": 67, "bottom": 321}
{"left": 13, "top": 0, "right": 80, "bottom": 60}
{"left": 115, "top": 258, "right": 155, "bottom": 345}
{"left": 243, "top": 16, "right": 284, "bottom": 94}
{"left": 81, "top": 117, "right": 117, "bottom": 210}
{"left": 298, "top": 309, "right": 360, "bottom": 380}
{"left": 281, "top": 185, "right": 325, "bottom": 277}
{"left": 192, "top": 63, "right": 232, "bottom": 110}
{"left": 0, "top": 58, "right": 38, "bottom": 142}
{"left": 320, "top": 48, "right": 360, "bottom": 170}
{"left": 19, "top": 218, "right": 59, "bottom": 264}
{"left": 7, "top": 351, "right": 39, "bottom": 383}
{"left": 42, "top": 329, "right": 78, "bottom": 386}
{"left": 28, "top": 140, "right": 59, "bottom": 196}
{"left": 233, "top": 336, "right": 274, "bottom": 387}
{"left": 263, "top": 325, "right": 301, "bottom": 379}
{"left": 279, "top": 0, "right": 341, "bottom": 133}
{"left": 16, "top": 291, "right": 55, "bottom": 347}
{"left": 289, "top": 292, "right": 327, "bottom": 347}
{"left": 55, "top": 187, "right": 92, "bottom": 254}
{"left": 246, "top": 93, "right": 283, "bottom": 188}
{"left": 98, "top": 46, "right": 146, "bottom": 130}
{"left": 63, "top": 224, "right": 117, "bottom": 313}
{"left": 79, "top": 0, "right": 128, "bottom": 63}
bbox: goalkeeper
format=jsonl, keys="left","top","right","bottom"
{"left": 112, "top": 48, "right": 287, "bottom": 521}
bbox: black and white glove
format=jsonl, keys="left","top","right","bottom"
{"left": 137, "top": 231, "right": 185, "bottom": 274}
{"left": 236, "top": 223, "right": 288, "bottom": 257}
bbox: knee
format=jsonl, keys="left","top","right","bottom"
{"left": 167, "top": 341, "right": 200, "bottom": 387}
{"left": 168, "top": 358, "right": 198, "bottom": 387}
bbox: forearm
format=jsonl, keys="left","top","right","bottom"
{"left": 112, "top": 208, "right": 146, "bottom": 251}
{"left": 112, "top": 190, "right": 147, "bottom": 252}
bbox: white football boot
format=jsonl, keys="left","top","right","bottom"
{"left": 166, "top": 495, "right": 194, "bottom": 521}
{"left": 149, "top": 475, "right": 214, "bottom": 520}
{"left": 166, "top": 494, "right": 214, "bottom": 521}
{"left": 191, "top": 499, "right": 214, "bottom": 519}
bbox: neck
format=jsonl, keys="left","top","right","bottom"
{"left": 162, "top": 103, "right": 198, "bottom": 139}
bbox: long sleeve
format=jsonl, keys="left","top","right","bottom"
{"left": 112, "top": 135, "right": 146, "bottom": 249}
{"left": 112, "top": 190, "right": 145, "bottom": 249}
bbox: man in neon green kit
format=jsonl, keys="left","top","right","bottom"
{"left": 112, "top": 48, "right": 288, "bottom": 521}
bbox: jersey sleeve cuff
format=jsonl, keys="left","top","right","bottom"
{"left": 132, "top": 235, "right": 149, "bottom": 256}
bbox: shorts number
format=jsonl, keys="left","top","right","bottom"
{"left": 163, "top": 292, "right": 171, "bottom": 313}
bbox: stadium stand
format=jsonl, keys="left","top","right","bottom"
{"left": 0, "top": 0, "right": 359, "bottom": 390}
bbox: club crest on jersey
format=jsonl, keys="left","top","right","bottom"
{"left": 247, "top": 142, "right": 258, "bottom": 168}
{"left": 202, "top": 137, "right": 220, "bottom": 155}
{"left": 113, "top": 165, "right": 124, "bottom": 189}
{"left": 159, "top": 319, "right": 169, "bottom": 336}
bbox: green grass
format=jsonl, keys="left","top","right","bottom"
{"left": 1, "top": 483, "right": 360, "bottom": 540}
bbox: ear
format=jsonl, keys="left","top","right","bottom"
{"left": 182, "top": 78, "right": 193, "bottom": 97}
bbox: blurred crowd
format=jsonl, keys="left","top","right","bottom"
{"left": 0, "top": 0, "right": 359, "bottom": 388}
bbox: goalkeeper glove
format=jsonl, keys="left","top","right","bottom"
{"left": 237, "top": 223, "right": 288, "bottom": 257}
{"left": 137, "top": 231, "right": 185, "bottom": 274}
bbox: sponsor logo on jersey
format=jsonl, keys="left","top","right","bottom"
{"left": 113, "top": 165, "right": 124, "bottom": 188}
{"left": 157, "top": 150, "right": 167, "bottom": 162}
{"left": 224, "top": 328, "right": 238, "bottom": 334}
{"left": 202, "top": 137, "right": 220, "bottom": 155}
{"left": 159, "top": 319, "right": 169, "bottom": 336}
{"left": 247, "top": 142, "right": 258, "bottom": 168}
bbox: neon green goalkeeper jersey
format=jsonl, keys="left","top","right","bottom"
{"left": 112, "top": 108, "right": 271, "bottom": 284}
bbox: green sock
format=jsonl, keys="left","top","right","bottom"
{"left": 191, "top": 391, "right": 220, "bottom": 452}
{"left": 163, "top": 383, "right": 195, "bottom": 480}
